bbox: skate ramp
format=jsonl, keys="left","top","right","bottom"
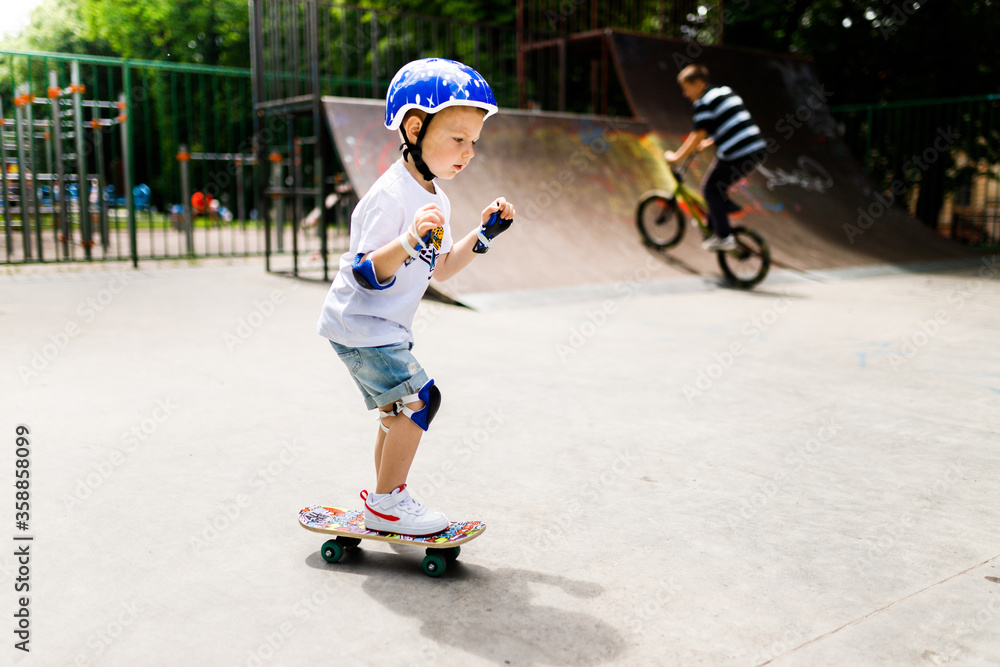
{"left": 324, "top": 97, "right": 725, "bottom": 305}
{"left": 605, "top": 30, "right": 972, "bottom": 270}
{"left": 324, "top": 36, "right": 973, "bottom": 306}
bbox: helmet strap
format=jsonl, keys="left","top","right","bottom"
{"left": 400, "top": 113, "right": 437, "bottom": 181}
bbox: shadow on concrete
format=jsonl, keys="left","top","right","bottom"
{"left": 643, "top": 245, "right": 704, "bottom": 279}
{"left": 305, "top": 550, "right": 626, "bottom": 665}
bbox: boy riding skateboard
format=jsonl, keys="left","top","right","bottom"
{"left": 316, "top": 58, "right": 515, "bottom": 536}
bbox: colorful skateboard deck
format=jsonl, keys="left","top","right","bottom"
{"left": 299, "top": 505, "right": 486, "bottom": 577}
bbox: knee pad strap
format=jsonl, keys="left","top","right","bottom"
{"left": 377, "top": 408, "right": 397, "bottom": 434}
{"left": 398, "top": 379, "right": 441, "bottom": 431}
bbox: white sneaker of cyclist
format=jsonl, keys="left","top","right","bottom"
{"left": 360, "top": 484, "right": 449, "bottom": 536}
{"left": 702, "top": 234, "right": 737, "bottom": 251}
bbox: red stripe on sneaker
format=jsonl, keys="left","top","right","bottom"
{"left": 365, "top": 503, "right": 400, "bottom": 522}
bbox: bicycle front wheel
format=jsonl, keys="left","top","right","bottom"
{"left": 636, "top": 191, "right": 686, "bottom": 249}
{"left": 717, "top": 226, "right": 771, "bottom": 289}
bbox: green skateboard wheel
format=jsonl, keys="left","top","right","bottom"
{"left": 321, "top": 540, "right": 344, "bottom": 564}
{"left": 422, "top": 554, "right": 446, "bottom": 577}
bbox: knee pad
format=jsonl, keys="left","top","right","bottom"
{"left": 352, "top": 252, "right": 395, "bottom": 290}
{"left": 398, "top": 379, "right": 441, "bottom": 431}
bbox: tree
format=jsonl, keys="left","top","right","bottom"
{"left": 0, "top": 0, "right": 113, "bottom": 56}
{"left": 366, "top": 0, "right": 518, "bottom": 25}
{"left": 81, "top": 0, "right": 250, "bottom": 67}
{"left": 725, "top": 0, "right": 1000, "bottom": 105}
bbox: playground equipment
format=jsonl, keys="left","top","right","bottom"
{"left": 0, "top": 62, "right": 130, "bottom": 261}
{"left": 174, "top": 147, "right": 255, "bottom": 255}
{"left": 1, "top": 49, "right": 281, "bottom": 266}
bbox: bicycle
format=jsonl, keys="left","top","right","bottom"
{"left": 636, "top": 156, "right": 771, "bottom": 289}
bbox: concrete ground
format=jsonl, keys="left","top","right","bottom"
{"left": 2, "top": 255, "right": 999, "bottom": 666}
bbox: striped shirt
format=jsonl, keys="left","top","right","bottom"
{"left": 693, "top": 86, "right": 767, "bottom": 161}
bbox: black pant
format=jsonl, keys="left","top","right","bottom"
{"left": 701, "top": 153, "right": 763, "bottom": 238}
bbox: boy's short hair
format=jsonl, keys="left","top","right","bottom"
{"left": 400, "top": 106, "right": 485, "bottom": 127}
{"left": 402, "top": 108, "right": 427, "bottom": 125}
{"left": 677, "top": 65, "right": 710, "bottom": 86}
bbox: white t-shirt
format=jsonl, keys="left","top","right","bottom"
{"left": 317, "top": 160, "right": 454, "bottom": 347}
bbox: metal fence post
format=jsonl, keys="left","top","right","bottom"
{"left": 371, "top": 12, "right": 380, "bottom": 97}
{"left": 71, "top": 61, "right": 92, "bottom": 260}
{"left": 235, "top": 155, "right": 246, "bottom": 230}
{"left": 0, "top": 100, "right": 12, "bottom": 262}
{"left": 270, "top": 151, "right": 284, "bottom": 253}
{"left": 864, "top": 105, "right": 873, "bottom": 175}
{"left": 120, "top": 73, "right": 137, "bottom": 268}
{"left": 23, "top": 84, "right": 43, "bottom": 260}
{"left": 13, "top": 88, "right": 33, "bottom": 260}
{"left": 91, "top": 114, "right": 109, "bottom": 251}
{"left": 177, "top": 144, "right": 193, "bottom": 255}
{"left": 49, "top": 70, "right": 70, "bottom": 259}
{"left": 293, "top": 136, "right": 303, "bottom": 276}
{"left": 249, "top": 0, "right": 270, "bottom": 271}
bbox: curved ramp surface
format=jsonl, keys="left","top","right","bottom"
{"left": 324, "top": 97, "right": 719, "bottom": 304}
{"left": 324, "top": 41, "right": 972, "bottom": 305}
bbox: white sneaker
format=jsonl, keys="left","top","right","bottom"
{"left": 702, "top": 234, "right": 737, "bottom": 251}
{"left": 361, "top": 485, "right": 449, "bottom": 536}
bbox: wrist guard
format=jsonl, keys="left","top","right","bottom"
{"left": 473, "top": 211, "right": 513, "bottom": 254}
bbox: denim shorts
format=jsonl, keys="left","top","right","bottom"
{"left": 330, "top": 341, "right": 430, "bottom": 410}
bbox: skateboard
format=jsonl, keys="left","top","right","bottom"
{"left": 298, "top": 505, "right": 486, "bottom": 577}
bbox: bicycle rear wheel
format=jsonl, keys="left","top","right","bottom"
{"left": 636, "top": 192, "right": 686, "bottom": 249}
{"left": 717, "top": 226, "right": 771, "bottom": 289}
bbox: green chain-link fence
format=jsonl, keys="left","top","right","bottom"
{"left": 0, "top": 49, "right": 268, "bottom": 265}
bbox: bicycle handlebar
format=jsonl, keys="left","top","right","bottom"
{"left": 668, "top": 154, "right": 697, "bottom": 183}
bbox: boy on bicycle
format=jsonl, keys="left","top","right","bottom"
{"left": 316, "top": 58, "right": 515, "bottom": 536}
{"left": 664, "top": 64, "right": 767, "bottom": 251}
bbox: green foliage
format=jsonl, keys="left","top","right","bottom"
{"left": 363, "top": 0, "right": 517, "bottom": 25}
{"left": 0, "top": 0, "right": 109, "bottom": 115}
{"left": 81, "top": 0, "right": 250, "bottom": 66}
{"left": 1, "top": 0, "right": 250, "bottom": 66}
{"left": 0, "top": 0, "right": 113, "bottom": 55}
{"left": 725, "top": 0, "right": 1000, "bottom": 104}
{"left": 6, "top": 0, "right": 998, "bottom": 106}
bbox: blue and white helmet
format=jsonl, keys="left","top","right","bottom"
{"left": 385, "top": 58, "right": 498, "bottom": 130}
